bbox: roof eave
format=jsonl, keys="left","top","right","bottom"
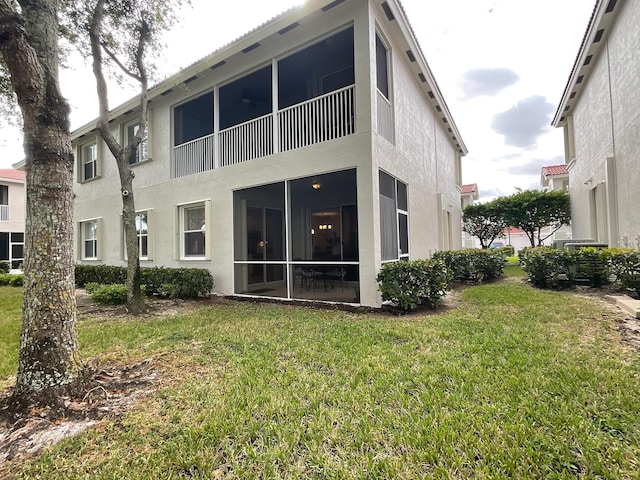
{"left": 552, "top": 0, "right": 621, "bottom": 127}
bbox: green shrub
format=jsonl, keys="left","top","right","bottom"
{"left": 84, "top": 282, "right": 101, "bottom": 294}
{"left": 90, "top": 284, "right": 128, "bottom": 305}
{"left": 377, "top": 259, "right": 452, "bottom": 312}
{"left": 0, "top": 261, "right": 9, "bottom": 273}
{"left": 498, "top": 245, "right": 515, "bottom": 257}
{"left": 432, "top": 249, "right": 504, "bottom": 283}
{"left": 75, "top": 265, "right": 214, "bottom": 299}
{"left": 608, "top": 249, "right": 640, "bottom": 298}
{"left": 142, "top": 267, "right": 213, "bottom": 299}
{"left": 520, "top": 247, "right": 573, "bottom": 289}
{"left": 75, "top": 264, "right": 127, "bottom": 287}
{"left": 0, "top": 273, "right": 23, "bottom": 287}
{"left": 572, "top": 247, "right": 611, "bottom": 287}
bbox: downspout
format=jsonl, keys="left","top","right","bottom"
{"left": 605, "top": 41, "right": 619, "bottom": 246}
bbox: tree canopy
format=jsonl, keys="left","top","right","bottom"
{"left": 496, "top": 189, "right": 571, "bottom": 247}
{"left": 462, "top": 202, "right": 508, "bottom": 249}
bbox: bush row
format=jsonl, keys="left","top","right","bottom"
{"left": 75, "top": 265, "right": 214, "bottom": 300}
{"left": 520, "top": 247, "right": 640, "bottom": 296}
{"left": 0, "top": 273, "right": 24, "bottom": 287}
{"left": 376, "top": 259, "right": 452, "bottom": 312}
{"left": 432, "top": 249, "right": 505, "bottom": 283}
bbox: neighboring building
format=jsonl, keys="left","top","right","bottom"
{"left": 540, "top": 165, "right": 569, "bottom": 193}
{"left": 540, "top": 164, "right": 572, "bottom": 243}
{"left": 552, "top": 0, "right": 639, "bottom": 248}
{"left": 72, "top": 0, "right": 467, "bottom": 307}
{"left": 460, "top": 183, "right": 479, "bottom": 248}
{"left": 0, "top": 168, "right": 25, "bottom": 269}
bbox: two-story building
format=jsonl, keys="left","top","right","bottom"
{"left": 72, "top": 0, "right": 467, "bottom": 307}
{"left": 552, "top": 0, "right": 639, "bottom": 248}
{"left": 0, "top": 168, "right": 25, "bottom": 270}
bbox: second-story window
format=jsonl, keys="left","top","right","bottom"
{"left": 124, "top": 121, "right": 148, "bottom": 164}
{"left": 376, "top": 33, "right": 390, "bottom": 100}
{"left": 81, "top": 141, "right": 98, "bottom": 182}
{"left": 0, "top": 185, "right": 8, "bottom": 221}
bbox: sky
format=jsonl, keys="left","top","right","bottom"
{"left": 0, "top": 0, "right": 596, "bottom": 201}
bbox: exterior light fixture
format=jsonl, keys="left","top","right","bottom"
{"left": 312, "top": 181, "right": 321, "bottom": 190}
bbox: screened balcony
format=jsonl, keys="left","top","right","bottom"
{"left": 172, "top": 26, "right": 356, "bottom": 178}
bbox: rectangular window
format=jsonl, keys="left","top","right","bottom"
{"left": 125, "top": 121, "right": 148, "bottom": 164}
{"left": 0, "top": 185, "right": 7, "bottom": 221}
{"left": 136, "top": 212, "right": 149, "bottom": 259}
{"left": 81, "top": 141, "right": 98, "bottom": 181}
{"left": 376, "top": 34, "right": 390, "bottom": 99}
{"left": 379, "top": 170, "right": 408, "bottom": 261}
{"left": 81, "top": 220, "right": 98, "bottom": 260}
{"left": 180, "top": 203, "right": 208, "bottom": 259}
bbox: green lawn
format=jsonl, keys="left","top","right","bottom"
{"left": 2, "top": 281, "right": 640, "bottom": 479}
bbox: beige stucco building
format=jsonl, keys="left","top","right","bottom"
{"left": 0, "top": 168, "right": 25, "bottom": 269}
{"left": 552, "top": 0, "right": 639, "bottom": 248}
{"left": 72, "top": 0, "right": 467, "bottom": 307}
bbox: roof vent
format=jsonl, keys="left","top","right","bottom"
{"left": 427, "top": 91, "right": 435, "bottom": 99}
{"left": 242, "top": 43, "right": 260, "bottom": 54}
{"left": 406, "top": 50, "right": 416, "bottom": 62}
{"left": 279, "top": 22, "right": 300, "bottom": 35}
{"left": 569, "top": 92, "right": 577, "bottom": 99}
{"left": 576, "top": 75, "right": 584, "bottom": 84}
{"left": 418, "top": 72, "right": 427, "bottom": 83}
{"left": 381, "top": 2, "right": 395, "bottom": 21}
{"left": 184, "top": 75, "right": 198, "bottom": 84}
{"left": 160, "top": 89, "right": 173, "bottom": 96}
{"left": 321, "top": 0, "right": 346, "bottom": 12}
{"left": 583, "top": 55, "right": 592, "bottom": 66}
{"left": 605, "top": 0, "right": 617, "bottom": 13}
{"left": 593, "top": 29, "right": 604, "bottom": 43}
{"left": 210, "top": 61, "right": 226, "bottom": 70}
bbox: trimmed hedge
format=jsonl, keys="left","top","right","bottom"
{"left": 75, "top": 265, "right": 214, "bottom": 299}
{"left": 520, "top": 247, "right": 640, "bottom": 297}
{"left": 377, "top": 259, "right": 452, "bottom": 312}
{"left": 432, "top": 249, "right": 505, "bottom": 283}
{"left": 519, "top": 247, "right": 573, "bottom": 289}
{"left": 0, "top": 273, "right": 24, "bottom": 287}
{"left": 0, "top": 261, "right": 9, "bottom": 274}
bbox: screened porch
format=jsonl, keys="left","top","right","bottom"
{"left": 172, "top": 27, "right": 356, "bottom": 178}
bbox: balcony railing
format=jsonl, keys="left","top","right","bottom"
{"left": 279, "top": 85, "right": 355, "bottom": 152}
{"left": 219, "top": 114, "right": 273, "bottom": 168}
{"left": 172, "top": 133, "right": 214, "bottom": 178}
{"left": 172, "top": 86, "right": 356, "bottom": 178}
{"left": 0, "top": 205, "right": 8, "bottom": 221}
{"left": 376, "top": 89, "right": 394, "bottom": 143}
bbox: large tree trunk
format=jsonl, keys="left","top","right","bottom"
{"left": 0, "top": 0, "right": 84, "bottom": 410}
{"left": 119, "top": 157, "right": 146, "bottom": 314}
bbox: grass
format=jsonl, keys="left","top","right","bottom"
{"left": 0, "top": 287, "right": 22, "bottom": 384}
{"left": 2, "top": 281, "right": 640, "bottom": 478}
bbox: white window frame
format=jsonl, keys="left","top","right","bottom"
{"left": 379, "top": 170, "right": 409, "bottom": 262}
{"left": 123, "top": 119, "right": 149, "bottom": 165}
{"left": 80, "top": 140, "right": 99, "bottom": 182}
{"left": 123, "top": 210, "right": 152, "bottom": 261}
{"left": 178, "top": 200, "right": 210, "bottom": 261}
{"left": 80, "top": 218, "right": 100, "bottom": 260}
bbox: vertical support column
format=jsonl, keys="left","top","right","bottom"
{"left": 272, "top": 58, "right": 280, "bottom": 154}
{"left": 214, "top": 86, "right": 220, "bottom": 169}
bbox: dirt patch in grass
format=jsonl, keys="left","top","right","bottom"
{"left": 0, "top": 359, "right": 161, "bottom": 476}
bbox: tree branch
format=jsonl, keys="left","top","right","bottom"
{"left": 100, "top": 41, "right": 142, "bottom": 82}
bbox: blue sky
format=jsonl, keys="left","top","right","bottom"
{"left": 0, "top": 0, "right": 595, "bottom": 202}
